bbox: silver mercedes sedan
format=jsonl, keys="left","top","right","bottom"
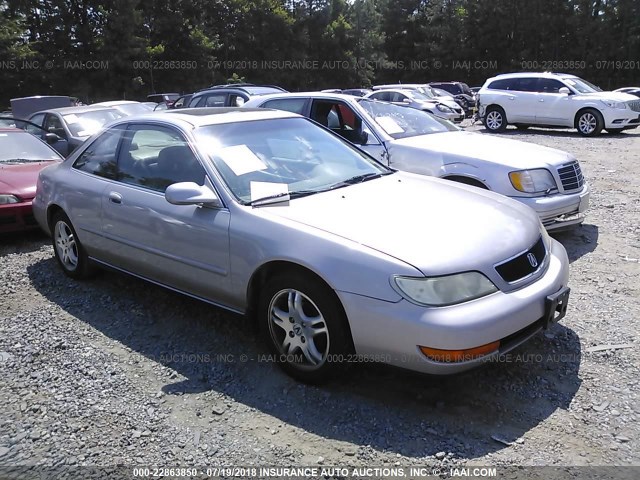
{"left": 33, "top": 108, "right": 571, "bottom": 383}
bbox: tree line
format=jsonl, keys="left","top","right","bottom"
{"left": 1, "top": 0, "right": 639, "bottom": 106}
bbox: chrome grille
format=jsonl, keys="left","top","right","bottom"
{"left": 495, "top": 237, "right": 546, "bottom": 283}
{"left": 557, "top": 161, "right": 584, "bottom": 192}
{"left": 629, "top": 100, "right": 640, "bottom": 112}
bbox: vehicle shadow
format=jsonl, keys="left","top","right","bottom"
{"left": 478, "top": 126, "right": 640, "bottom": 138}
{"left": 0, "top": 230, "right": 48, "bottom": 256}
{"left": 551, "top": 223, "right": 599, "bottom": 263}
{"left": 27, "top": 258, "right": 582, "bottom": 460}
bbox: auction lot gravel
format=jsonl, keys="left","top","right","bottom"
{"left": 1, "top": 123, "right": 638, "bottom": 475}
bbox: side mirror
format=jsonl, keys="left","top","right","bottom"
{"left": 558, "top": 87, "right": 570, "bottom": 95}
{"left": 44, "top": 132, "right": 61, "bottom": 144}
{"left": 402, "top": 98, "right": 411, "bottom": 104}
{"left": 165, "top": 182, "right": 220, "bottom": 206}
{"left": 358, "top": 130, "right": 369, "bottom": 145}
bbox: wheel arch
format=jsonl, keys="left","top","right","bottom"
{"left": 246, "top": 260, "right": 355, "bottom": 352}
{"left": 441, "top": 175, "right": 490, "bottom": 189}
{"left": 46, "top": 204, "right": 64, "bottom": 231}
{"left": 573, "top": 107, "right": 603, "bottom": 128}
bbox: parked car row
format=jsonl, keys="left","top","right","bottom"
{"left": 241, "top": 91, "right": 590, "bottom": 231}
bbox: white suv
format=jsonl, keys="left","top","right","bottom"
{"left": 478, "top": 72, "right": 640, "bottom": 136}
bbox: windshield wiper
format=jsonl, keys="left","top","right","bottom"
{"left": 326, "top": 171, "right": 390, "bottom": 191}
{"left": 249, "top": 189, "right": 318, "bottom": 207}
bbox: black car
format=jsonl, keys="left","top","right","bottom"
{"left": 168, "top": 94, "right": 193, "bottom": 109}
{"left": 429, "top": 81, "right": 477, "bottom": 117}
{"left": 147, "top": 93, "right": 181, "bottom": 106}
{"left": 187, "top": 84, "right": 287, "bottom": 108}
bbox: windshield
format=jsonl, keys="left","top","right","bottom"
{"left": 64, "top": 110, "right": 123, "bottom": 137}
{"left": 404, "top": 90, "right": 434, "bottom": 102}
{"left": 413, "top": 86, "right": 437, "bottom": 98}
{"left": 193, "top": 117, "right": 390, "bottom": 204}
{"left": 357, "top": 99, "right": 459, "bottom": 139}
{"left": 0, "top": 131, "right": 62, "bottom": 162}
{"left": 561, "top": 77, "right": 603, "bottom": 94}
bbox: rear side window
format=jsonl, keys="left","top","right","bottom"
{"left": 204, "top": 95, "right": 227, "bottom": 107}
{"left": 117, "top": 126, "right": 206, "bottom": 192}
{"left": 73, "top": 126, "right": 125, "bottom": 179}
{"left": 487, "top": 79, "right": 516, "bottom": 90}
{"left": 369, "top": 92, "right": 391, "bottom": 102}
{"left": 512, "top": 78, "right": 538, "bottom": 92}
{"left": 262, "top": 98, "right": 308, "bottom": 115}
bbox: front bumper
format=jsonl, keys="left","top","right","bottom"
{"left": 337, "top": 238, "right": 570, "bottom": 375}
{"left": 0, "top": 201, "right": 39, "bottom": 233}
{"left": 602, "top": 109, "right": 640, "bottom": 129}
{"left": 434, "top": 110, "right": 464, "bottom": 123}
{"left": 513, "top": 184, "right": 590, "bottom": 231}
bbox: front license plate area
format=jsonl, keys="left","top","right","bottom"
{"left": 544, "top": 287, "right": 570, "bottom": 328}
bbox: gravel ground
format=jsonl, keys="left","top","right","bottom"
{"left": 1, "top": 123, "right": 638, "bottom": 474}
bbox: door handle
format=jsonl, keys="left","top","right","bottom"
{"left": 108, "top": 192, "right": 122, "bottom": 204}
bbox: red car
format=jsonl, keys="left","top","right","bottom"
{"left": 0, "top": 128, "right": 63, "bottom": 233}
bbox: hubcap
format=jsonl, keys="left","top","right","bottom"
{"left": 486, "top": 111, "right": 502, "bottom": 130}
{"left": 579, "top": 113, "right": 596, "bottom": 134}
{"left": 54, "top": 221, "right": 78, "bottom": 270}
{"left": 268, "top": 289, "right": 330, "bottom": 370}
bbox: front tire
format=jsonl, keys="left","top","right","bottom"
{"left": 484, "top": 106, "right": 507, "bottom": 133}
{"left": 576, "top": 109, "right": 604, "bottom": 136}
{"left": 258, "top": 273, "right": 352, "bottom": 383}
{"left": 51, "top": 212, "right": 94, "bottom": 279}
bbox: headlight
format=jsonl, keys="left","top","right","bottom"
{"left": 392, "top": 272, "right": 498, "bottom": 307}
{"left": 600, "top": 100, "right": 627, "bottom": 109}
{"left": 0, "top": 194, "right": 20, "bottom": 205}
{"left": 509, "top": 169, "right": 557, "bottom": 194}
{"left": 436, "top": 104, "right": 453, "bottom": 113}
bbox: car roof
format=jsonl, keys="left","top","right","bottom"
{"left": 93, "top": 101, "right": 140, "bottom": 106}
{"left": 195, "top": 85, "right": 286, "bottom": 96}
{"left": 368, "top": 88, "right": 421, "bottom": 95}
{"left": 32, "top": 105, "right": 118, "bottom": 115}
{"left": 109, "top": 107, "right": 300, "bottom": 128}
{"left": 246, "top": 92, "right": 360, "bottom": 103}
{"left": 489, "top": 72, "right": 579, "bottom": 80}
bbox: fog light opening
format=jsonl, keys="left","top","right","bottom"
{"left": 419, "top": 341, "right": 500, "bottom": 363}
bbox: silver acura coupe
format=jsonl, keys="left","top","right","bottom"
{"left": 33, "top": 108, "right": 571, "bottom": 383}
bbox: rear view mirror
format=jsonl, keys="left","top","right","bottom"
{"left": 558, "top": 87, "right": 570, "bottom": 95}
{"left": 165, "top": 182, "right": 220, "bottom": 207}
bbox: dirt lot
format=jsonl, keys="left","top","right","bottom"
{"left": 0, "top": 123, "right": 638, "bottom": 473}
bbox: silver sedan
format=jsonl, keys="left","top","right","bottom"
{"left": 33, "top": 108, "right": 571, "bottom": 383}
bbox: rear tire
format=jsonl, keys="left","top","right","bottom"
{"left": 575, "top": 109, "right": 604, "bottom": 136}
{"left": 51, "top": 212, "right": 94, "bottom": 279}
{"left": 258, "top": 272, "right": 352, "bottom": 383}
{"left": 484, "top": 106, "right": 507, "bottom": 133}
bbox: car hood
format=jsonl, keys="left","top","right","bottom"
{"left": 259, "top": 172, "right": 541, "bottom": 276}
{"left": 390, "top": 131, "right": 575, "bottom": 170}
{"left": 574, "top": 91, "right": 638, "bottom": 102}
{"left": 0, "top": 161, "right": 58, "bottom": 199}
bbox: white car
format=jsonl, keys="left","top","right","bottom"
{"left": 243, "top": 92, "right": 590, "bottom": 230}
{"left": 478, "top": 72, "right": 640, "bottom": 136}
{"left": 365, "top": 89, "right": 464, "bottom": 123}
{"left": 373, "top": 84, "right": 465, "bottom": 117}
